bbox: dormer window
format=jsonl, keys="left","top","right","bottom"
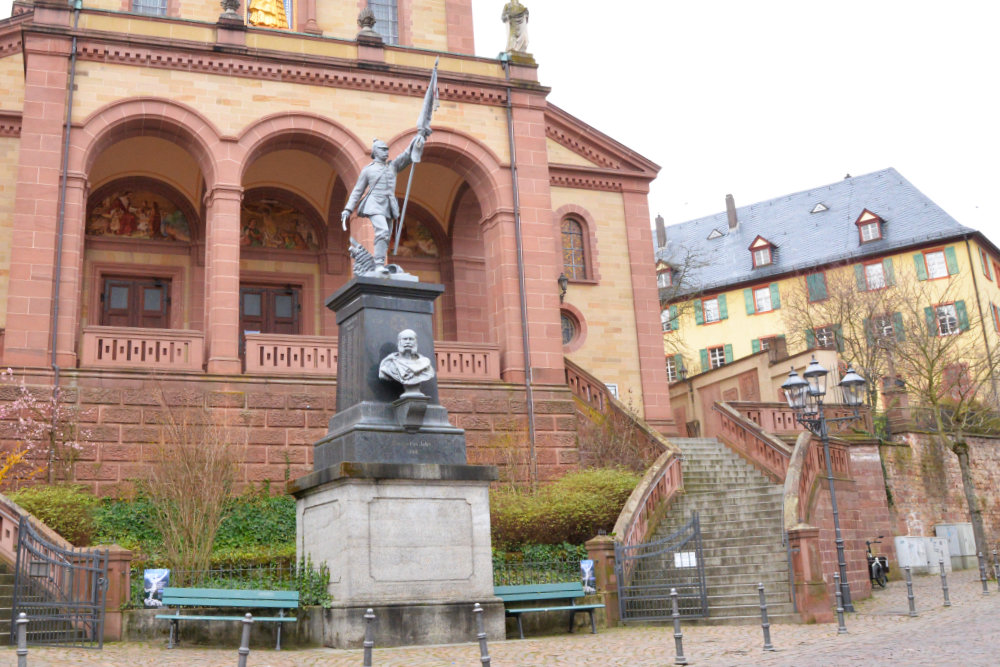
{"left": 657, "top": 267, "right": 673, "bottom": 288}
{"left": 855, "top": 209, "right": 883, "bottom": 243}
{"left": 748, "top": 235, "right": 775, "bottom": 268}
{"left": 811, "top": 203, "right": 828, "bottom": 214}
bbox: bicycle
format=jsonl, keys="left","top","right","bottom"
{"left": 867, "top": 536, "right": 889, "bottom": 588}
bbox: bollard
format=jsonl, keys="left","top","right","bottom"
{"left": 939, "top": 559, "right": 951, "bottom": 607}
{"left": 473, "top": 603, "right": 491, "bottom": 666}
{"left": 237, "top": 613, "right": 253, "bottom": 667}
{"left": 757, "top": 582, "right": 775, "bottom": 652}
{"left": 978, "top": 552, "right": 990, "bottom": 595}
{"left": 833, "top": 573, "right": 847, "bottom": 634}
{"left": 363, "top": 608, "right": 376, "bottom": 667}
{"left": 904, "top": 566, "right": 917, "bottom": 617}
{"left": 16, "top": 612, "right": 28, "bottom": 667}
{"left": 993, "top": 549, "right": 999, "bottom": 591}
{"left": 671, "top": 588, "right": 688, "bottom": 665}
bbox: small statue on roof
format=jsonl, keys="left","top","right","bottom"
{"left": 502, "top": 0, "right": 529, "bottom": 53}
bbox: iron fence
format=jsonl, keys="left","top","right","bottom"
{"left": 492, "top": 559, "right": 582, "bottom": 587}
{"left": 130, "top": 562, "right": 304, "bottom": 608}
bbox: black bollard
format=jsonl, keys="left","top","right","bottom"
{"left": 363, "top": 608, "right": 376, "bottom": 667}
{"left": 237, "top": 613, "right": 253, "bottom": 667}
{"left": 474, "top": 603, "right": 491, "bottom": 666}
{"left": 939, "top": 559, "right": 951, "bottom": 607}
{"left": 16, "top": 612, "right": 28, "bottom": 667}
{"left": 993, "top": 550, "right": 999, "bottom": 592}
{"left": 904, "top": 566, "right": 917, "bottom": 617}
{"left": 757, "top": 582, "right": 775, "bottom": 651}
{"left": 671, "top": 588, "right": 688, "bottom": 665}
{"left": 979, "top": 552, "right": 990, "bottom": 596}
{"left": 833, "top": 573, "right": 847, "bottom": 634}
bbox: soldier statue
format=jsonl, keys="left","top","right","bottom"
{"left": 341, "top": 134, "right": 427, "bottom": 275}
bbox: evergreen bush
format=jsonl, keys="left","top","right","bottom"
{"left": 9, "top": 484, "right": 101, "bottom": 546}
{"left": 490, "top": 468, "right": 639, "bottom": 549}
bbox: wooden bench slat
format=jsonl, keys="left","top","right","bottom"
{"left": 156, "top": 614, "right": 298, "bottom": 622}
{"left": 506, "top": 604, "right": 604, "bottom": 614}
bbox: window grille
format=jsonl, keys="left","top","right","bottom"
{"left": 370, "top": 0, "right": 399, "bottom": 44}
{"left": 561, "top": 218, "right": 586, "bottom": 280}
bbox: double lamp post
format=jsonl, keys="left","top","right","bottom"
{"left": 781, "top": 356, "right": 867, "bottom": 612}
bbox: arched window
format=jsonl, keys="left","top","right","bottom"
{"left": 561, "top": 218, "right": 586, "bottom": 280}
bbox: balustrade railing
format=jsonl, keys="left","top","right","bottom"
{"left": 713, "top": 402, "right": 792, "bottom": 482}
{"left": 80, "top": 326, "right": 204, "bottom": 372}
{"left": 612, "top": 451, "right": 683, "bottom": 553}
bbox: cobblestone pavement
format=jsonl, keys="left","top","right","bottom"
{"left": 2, "top": 569, "right": 997, "bottom": 666}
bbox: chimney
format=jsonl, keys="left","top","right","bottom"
{"left": 655, "top": 214, "right": 666, "bottom": 249}
{"left": 725, "top": 194, "right": 738, "bottom": 230}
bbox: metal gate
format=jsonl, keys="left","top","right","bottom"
{"left": 11, "top": 516, "right": 108, "bottom": 648}
{"left": 615, "top": 511, "right": 708, "bottom": 622}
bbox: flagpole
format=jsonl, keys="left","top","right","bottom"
{"left": 393, "top": 58, "right": 438, "bottom": 255}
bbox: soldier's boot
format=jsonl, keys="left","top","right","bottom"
{"left": 373, "top": 239, "right": 390, "bottom": 275}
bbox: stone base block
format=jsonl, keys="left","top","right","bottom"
{"left": 323, "top": 600, "right": 505, "bottom": 649}
{"left": 292, "top": 462, "right": 499, "bottom": 628}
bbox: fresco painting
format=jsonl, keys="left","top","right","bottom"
{"left": 87, "top": 190, "right": 191, "bottom": 242}
{"left": 241, "top": 200, "right": 321, "bottom": 251}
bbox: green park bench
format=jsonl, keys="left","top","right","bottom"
{"left": 156, "top": 587, "right": 299, "bottom": 650}
{"left": 495, "top": 582, "right": 605, "bottom": 639}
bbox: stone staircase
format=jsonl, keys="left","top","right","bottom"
{"left": 0, "top": 561, "right": 13, "bottom": 640}
{"left": 651, "top": 437, "right": 797, "bottom": 624}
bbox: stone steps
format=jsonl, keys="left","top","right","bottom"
{"left": 646, "top": 437, "right": 795, "bottom": 624}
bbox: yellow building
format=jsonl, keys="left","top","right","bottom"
{"left": 657, "top": 169, "right": 1000, "bottom": 399}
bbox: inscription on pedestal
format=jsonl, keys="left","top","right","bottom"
{"left": 368, "top": 498, "right": 474, "bottom": 581}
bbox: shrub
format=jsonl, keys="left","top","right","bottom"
{"left": 214, "top": 487, "right": 296, "bottom": 550}
{"left": 490, "top": 468, "right": 639, "bottom": 549}
{"left": 10, "top": 484, "right": 100, "bottom": 546}
{"left": 95, "top": 495, "right": 161, "bottom": 552}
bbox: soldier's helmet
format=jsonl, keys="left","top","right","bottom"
{"left": 371, "top": 139, "right": 389, "bottom": 158}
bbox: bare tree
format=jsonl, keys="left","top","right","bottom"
{"left": 145, "top": 390, "right": 247, "bottom": 581}
{"left": 885, "top": 274, "right": 1000, "bottom": 556}
{"left": 780, "top": 267, "right": 903, "bottom": 409}
{"left": 659, "top": 245, "right": 711, "bottom": 358}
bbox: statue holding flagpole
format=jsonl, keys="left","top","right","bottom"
{"left": 341, "top": 59, "right": 439, "bottom": 277}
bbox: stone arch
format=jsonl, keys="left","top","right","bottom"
{"left": 70, "top": 97, "right": 223, "bottom": 188}
{"left": 386, "top": 127, "right": 507, "bottom": 221}
{"left": 237, "top": 112, "right": 368, "bottom": 188}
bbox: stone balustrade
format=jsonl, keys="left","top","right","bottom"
{"left": 80, "top": 326, "right": 204, "bottom": 372}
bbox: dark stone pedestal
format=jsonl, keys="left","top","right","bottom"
{"left": 317, "top": 278, "right": 465, "bottom": 467}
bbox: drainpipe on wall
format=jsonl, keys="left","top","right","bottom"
{"left": 963, "top": 236, "right": 999, "bottom": 400}
{"left": 49, "top": 0, "right": 83, "bottom": 483}
{"left": 500, "top": 54, "right": 538, "bottom": 489}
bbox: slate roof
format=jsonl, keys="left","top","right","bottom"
{"left": 657, "top": 168, "right": 976, "bottom": 298}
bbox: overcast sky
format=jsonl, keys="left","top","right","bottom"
{"left": 4, "top": 0, "right": 998, "bottom": 244}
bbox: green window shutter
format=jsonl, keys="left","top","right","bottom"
{"left": 744, "top": 288, "right": 755, "bottom": 315}
{"left": 751, "top": 338, "right": 761, "bottom": 353}
{"left": 718, "top": 293, "right": 728, "bottom": 320}
{"left": 699, "top": 348, "right": 710, "bottom": 373}
{"left": 769, "top": 282, "right": 781, "bottom": 309}
{"left": 694, "top": 299, "right": 704, "bottom": 325}
{"left": 914, "top": 253, "right": 928, "bottom": 281}
{"left": 944, "top": 247, "right": 959, "bottom": 275}
{"left": 854, "top": 264, "right": 867, "bottom": 290}
{"left": 669, "top": 305, "right": 679, "bottom": 330}
{"left": 862, "top": 318, "right": 873, "bottom": 345}
{"left": 883, "top": 257, "right": 895, "bottom": 286}
{"left": 724, "top": 344, "right": 734, "bottom": 364}
{"left": 805, "top": 328, "right": 816, "bottom": 349}
{"left": 833, "top": 324, "right": 844, "bottom": 352}
{"left": 956, "top": 300, "right": 970, "bottom": 331}
{"left": 924, "top": 306, "right": 937, "bottom": 335}
{"left": 893, "top": 311, "right": 905, "bottom": 342}
{"left": 807, "top": 273, "right": 827, "bottom": 301}
{"left": 673, "top": 354, "right": 684, "bottom": 377}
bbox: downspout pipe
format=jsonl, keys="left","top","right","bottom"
{"left": 500, "top": 54, "right": 538, "bottom": 488}
{"left": 963, "top": 235, "right": 999, "bottom": 400}
{"left": 49, "top": 0, "right": 82, "bottom": 481}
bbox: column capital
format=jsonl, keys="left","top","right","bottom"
{"left": 204, "top": 183, "right": 244, "bottom": 206}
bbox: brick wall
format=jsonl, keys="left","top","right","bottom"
{"left": 881, "top": 432, "right": 1000, "bottom": 544}
{"left": 0, "top": 370, "right": 580, "bottom": 495}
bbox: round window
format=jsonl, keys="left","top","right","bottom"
{"left": 561, "top": 312, "right": 577, "bottom": 345}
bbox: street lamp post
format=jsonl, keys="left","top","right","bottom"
{"left": 781, "top": 356, "right": 867, "bottom": 613}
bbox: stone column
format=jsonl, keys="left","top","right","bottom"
{"left": 52, "top": 171, "right": 88, "bottom": 368}
{"left": 585, "top": 534, "right": 620, "bottom": 627}
{"left": 4, "top": 26, "right": 73, "bottom": 367}
{"left": 622, "top": 183, "right": 674, "bottom": 433}
{"left": 102, "top": 545, "right": 133, "bottom": 641}
{"left": 787, "top": 525, "right": 832, "bottom": 623}
{"left": 203, "top": 184, "right": 243, "bottom": 374}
